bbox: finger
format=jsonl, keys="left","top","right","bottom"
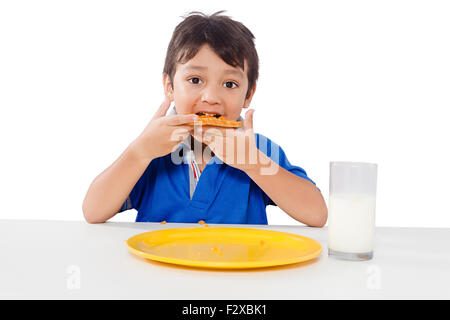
{"left": 165, "top": 114, "right": 199, "bottom": 126}
{"left": 192, "top": 123, "right": 229, "bottom": 137}
{"left": 171, "top": 125, "right": 194, "bottom": 132}
{"left": 243, "top": 109, "right": 255, "bottom": 132}
{"left": 197, "top": 126, "right": 229, "bottom": 136}
{"left": 152, "top": 96, "right": 172, "bottom": 120}
{"left": 169, "top": 127, "right": 191, "bottom": 143}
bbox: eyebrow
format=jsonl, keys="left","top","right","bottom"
{"left": 184, "top": 65, "right": 244, "bottom": 78}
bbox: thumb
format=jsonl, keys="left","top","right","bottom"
{"left": 152, "top": 96, "right": 172, "bottom": 120}
{"left": 243, "top": 109, "right": 255, "bottom": 132}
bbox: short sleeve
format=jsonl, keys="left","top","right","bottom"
{"left": 118, "top": 160, "right": 155, "bottom": 213}
{"left": 255, "top": 133, "right": 319, "bottom": 207}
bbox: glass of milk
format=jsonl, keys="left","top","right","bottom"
{"left": 328, "top": 161, "right": 378, "bottom": 261}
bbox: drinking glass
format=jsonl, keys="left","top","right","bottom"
{"left": 328, "top": 161, "right": 378, "bottom": 261}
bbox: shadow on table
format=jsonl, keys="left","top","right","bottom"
{"left": 127, "top": 251, "right": 321, "bottom": 273}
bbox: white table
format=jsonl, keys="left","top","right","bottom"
{"left": 1, "top": 219, "right": 449, "bottom": 299}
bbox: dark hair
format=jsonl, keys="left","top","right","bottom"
{"left": 163, "top": 11, "right": 259, "bottom": 99}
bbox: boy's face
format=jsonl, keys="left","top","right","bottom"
{"left": 163, "top": 44, "right": 255, "bottom": 121}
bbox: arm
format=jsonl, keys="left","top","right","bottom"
{"left": 82, "top": 142, "right": 152, "bottom": 224}
{"left": 245, "top": 150, "right": 328, "bottom": 227}
{"left": 196, "top": 109, "right": 327, "bottom": 227}
{"left": 82, "top": 96, "right": 198, "bottom": 223}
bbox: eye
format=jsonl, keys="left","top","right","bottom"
{"left": 224, "top": 81, "right": 238, "bottom": 89}
{"left": 188, "top": 77, "right": 202, "bottom": 84}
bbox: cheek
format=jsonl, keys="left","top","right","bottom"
{"left": 229, "top": 88, "right": 248, "bottom": 106}
{"left": 173, "top": 83, "right": 197, "bottom": 113}
{"left": 226, "top": 95, "right": 247, "bottom": 117}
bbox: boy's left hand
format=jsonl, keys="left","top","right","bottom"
{"left": 193, "top": 109, "right": 260, "bottom": 172}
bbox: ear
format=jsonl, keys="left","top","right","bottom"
{"left": 242, "top": 83, "right": 257, "bottom": 109}
{"left": 162, "top": 73, "right": 174, "bottom": 101}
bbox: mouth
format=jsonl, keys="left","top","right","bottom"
{"left": 195, "top": 112, "right": 223, "bottom": 118}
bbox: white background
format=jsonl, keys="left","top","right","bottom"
{"left": 0, "top": 0, "right": 449, "bottom": 227}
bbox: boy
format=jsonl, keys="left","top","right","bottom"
{"left": 82, "top": 11, "right": 327, "bottom": 226}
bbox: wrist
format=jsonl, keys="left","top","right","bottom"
{"left": 241, "top": 150, "right": 267, "bottom": 177}
{"left": 128, "top": 138, "right": 156, "bottom": 166}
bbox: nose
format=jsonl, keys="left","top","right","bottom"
{"left": 200, "top": 84, "right": 221, "bottom": 105}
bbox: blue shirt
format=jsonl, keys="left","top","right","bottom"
{"left": 120, "top": 133, "right": 318, "bottom": 224}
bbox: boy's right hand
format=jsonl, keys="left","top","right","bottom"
{"left": 130, "top": 96, "right": 198, "bottom": 162}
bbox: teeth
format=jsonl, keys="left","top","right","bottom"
{"left": 197, "top": 112, "right": 220, "bottom": 116}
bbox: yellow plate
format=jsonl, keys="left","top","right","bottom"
{"left": 126, "top": 227, "right": 322, "bottom": 269}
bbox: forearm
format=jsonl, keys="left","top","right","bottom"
{"left": 245, "top": 151, "right": 328, "bottom": 227}
{"left": 82, "top": 141, "right": 152, "bottom": 223}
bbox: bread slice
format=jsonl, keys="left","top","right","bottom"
{"left": 188, "top": 112, "right": 242, "bottom": 128}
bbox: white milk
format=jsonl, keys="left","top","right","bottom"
{"left": 328, "top": 193, "right": 376, "bottom": 253}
